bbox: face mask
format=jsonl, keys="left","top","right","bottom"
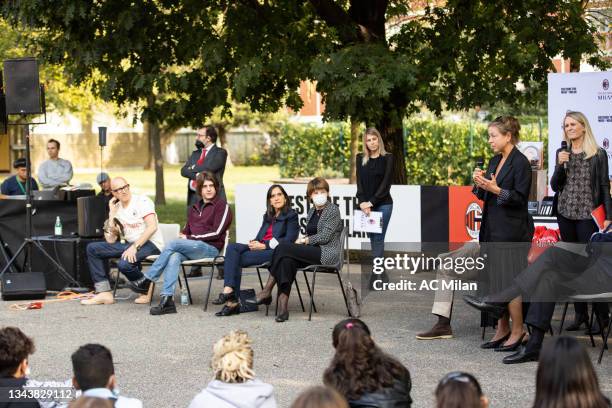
{"left": 195, "top": 140, "right": 205, "bottom": 149}
{"left": 24, "top": 366, "right": 31, "bottom": 377}
{"left": 312, "top": 193, "right": 328, "bottom": 207}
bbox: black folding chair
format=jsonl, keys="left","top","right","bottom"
{"left": 299, "top": 226, "right": 350, "bottom": 321}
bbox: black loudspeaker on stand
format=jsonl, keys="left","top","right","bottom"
{"left": 0, "top": 57, "right": 82, "bottom": 299}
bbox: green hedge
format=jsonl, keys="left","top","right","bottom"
{"left": 278, "top": 118, "right": 548, "bottom": 185}
{"left": 278, "top": 122, "right": 351, "bottom": 178}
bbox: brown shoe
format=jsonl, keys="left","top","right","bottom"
{"left": 416, "top": 323, "right": 453, "bottom": 340}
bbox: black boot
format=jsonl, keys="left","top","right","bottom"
{"left": 150, "top": 296, "right": 177, "bottom": 315}
{"left": 127, "top": 276, "right": 151, "bottom": 294}
{"left": 186, "top": 266, "right": 202, "bottom": 278}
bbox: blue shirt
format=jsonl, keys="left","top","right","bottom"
{"left": 0, "top": 175, "right": 39, "bottom": 196}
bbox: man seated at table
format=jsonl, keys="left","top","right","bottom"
{"left": 96, "top": 172, "right": 112, "bottom": 207}
{"left": 37, "top": 139, "right": 73, "bottom": 189}
{"left": 0, "top": 158, "right": 39, "bottom": 196}
{"left": 81, "top": 177, "right": 164, "bottom": 305}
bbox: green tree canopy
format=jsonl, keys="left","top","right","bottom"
{"left": 3, "top": 0, "right": 608, "bottom": 185}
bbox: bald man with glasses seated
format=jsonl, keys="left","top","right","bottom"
{"left": 82, "top": 177, "right": 164, "bottom": 305}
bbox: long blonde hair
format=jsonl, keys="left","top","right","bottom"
{"left": 211, "top": 330, "right": 255, "bottom": 383}
{"left": 563, "top": 111, "right": 599, "bottom": 159}
{"left": 362, "top": 127, "right": 388, "bottom": 166}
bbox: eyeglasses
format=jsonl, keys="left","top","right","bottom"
{"left": 111, "top": 184, "right": 130, "bottom": 194}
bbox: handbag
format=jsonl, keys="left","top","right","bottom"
{"left": 341, "top": 246, "right": 361, "bottom": 317}
{"left": 239, "top": 289, "right": 258, "bottom": 313}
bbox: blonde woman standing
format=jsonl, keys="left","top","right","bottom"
{"left": 552, "top": 111, "right": 612, "bottom": 333}
{"left": 188, "top": 330, "right": 277, "bottom": 408}
{"left": 356, "top": 128, "right": 394, "bottom": 280}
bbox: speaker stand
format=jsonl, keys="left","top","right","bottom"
{"left": 0, "top": 119, "right": 80, "bottom": 288}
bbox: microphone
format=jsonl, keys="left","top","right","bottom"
{"left": 561, "top": 141, "right": 568, "bottom": 170}
{"left": 476, "top": 157, "right": 484, "bottom": 169}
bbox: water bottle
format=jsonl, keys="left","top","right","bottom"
{"left": 54, "top": 216, "right": 62, "bottom": 236}
{"left": 180, "top": 288, "right": 189, "bottom": 305}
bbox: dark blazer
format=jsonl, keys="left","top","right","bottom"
{"left": 473, "top": 146, "right": 534, "bottom": 242}
{"left": 181, "top": 144, "right": 228, "bottom": 205}
{"left": 306, "top": 201, "right": 343, "bottom": 265}
{"left": 254, "top": 209, "right": 300, "bottom": 249}
{"left": 551, "top": 147, "right": 612, "bottom": 220}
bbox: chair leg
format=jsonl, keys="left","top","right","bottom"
{"left": 302, "top": 270, "right": 317, "bottom": 314}
{"left": 256, "top": 267, "right": 269, "bottom": 316}
{"left": 481, "top": 326, "right": 486, "bottom": 340}
{"left": 112, "top": 270, "right": 119, "bottom": 298}
{"left": 336, "top": 271, "right": 350, "bottom": 317}
{"left": 588, "top": 311, "right": 596, "bottom": 348}
{"left": 559, "top": 302, "right": 569, "bottom": 334}
{"left": 308, "top": 269, "right": 318, "bottom": 321}
{"left": 181, "top": 265, "right": 193, "bottom": 305}
{"left": 294, "top": 279, "right": 305, "bottom": 312}
{"left": 598, "top": 314, "right": 612, "bottom": 364}
{"left": 203, "top": 265, "right": 215, "bottom": 311}
{"left": 149, "top": 283, "right": 155, "bottom": 305}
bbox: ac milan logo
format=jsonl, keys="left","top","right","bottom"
{"left": 465, "top": 203, "right": 482, "bottom": 239}
{"left": 604, "top": 138, "right": 610, "bottom": 150}
{"left": 604, "top": 79, "right": 610, "bottom": 91}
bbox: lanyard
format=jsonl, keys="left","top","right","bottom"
{"left": 17, "top": 179, "right": 26, "bottom": 195}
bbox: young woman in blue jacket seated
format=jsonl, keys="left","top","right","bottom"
{"left": 213, "top": 184, "right": 299, "bottom": 317}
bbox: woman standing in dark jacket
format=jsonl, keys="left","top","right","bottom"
{"left": 250, "top": 177, "right": 343, "bottom": 322}
{"left": 356, "top": 128, "right": 394, "bottom": 265}
{"left": 551, "top": 111, "right": 611, "bottom": 332}
{"left": 213, "top": 184, "right": 299, "bottom": 317}
{"left": 465, "top": 116, "right": 534, "bottom": 356}
{"left": 323, "top": 319, "right": 412, "bottom": 408}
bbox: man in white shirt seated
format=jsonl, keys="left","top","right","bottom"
{"left": 71, "top": 344, "right": 142, "bottom": 408}
{"left": 37, "top": 139, "right": 73, "bottom": 189}
{"left": 81, "top": 177, "right": 164, "bottom": 305}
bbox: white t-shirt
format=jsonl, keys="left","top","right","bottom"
{"left": 115, "top": 194, "right": 164, "bottom": 250}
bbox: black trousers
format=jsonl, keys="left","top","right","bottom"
{"left": 557, "top": 213, "right": 609, "bottom": 318}
{"left": 269, "top": 243, "right": 321, "bottom": 295}
{"left": 520, "top": 247, "right": 612, "bottom": 331}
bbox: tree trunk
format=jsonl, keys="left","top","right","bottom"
{"left": 147, "top": 98, "right": 165, "bottom": 205}
{"left": 377, "top": 116, "right": 406, "bottom": 184}
{"left": 349, "top": 118, "right": 360, "bottom": 183}
{"left": 144, "top": 127, "right": 153, "bottom": 170}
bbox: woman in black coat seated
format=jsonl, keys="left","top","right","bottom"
{"left": 214, "top": 184, "right": 299, "bottom": 316}
{"left": 250, "top": 177, "right": 343, "bottom": 322}
{"left": 323, "top": 318, "right": 412, "bottom": 408}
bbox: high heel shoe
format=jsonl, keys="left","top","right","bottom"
{"left": 246, "top": 294, "right": 272, "bottom": 306}
{"left": 480, "top": 332, "right": 510, "bottom": 349}
{"left": 495, "top": 332, "right": 526, "bottom": 352}
{"left": 211, "top": 291, "right": 235, "bottom": 305}
{"left": 275, "top": 311, "right": 289, "bottom": 322}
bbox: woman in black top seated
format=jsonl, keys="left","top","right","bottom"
{"left": 214, "top": 184, "right": 299, "bottom": 317}
{"left": 250, "top": 177, "right": 343, "bottom": 322}
{"left": 323, "top": 318, "right": 412, "bottom": 408}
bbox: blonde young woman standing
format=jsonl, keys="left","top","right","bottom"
{"left": 551, "top": 111, "right": 612, "bottom": 333}
{"left": 355, "top": 128, "right": 394, "bottom": 283}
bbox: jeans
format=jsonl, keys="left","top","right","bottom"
{"left": 368, "top": 203, "right": 393, "bottom": 259}
{"left": 86, "top": 240, "right": 160, "bottom": 293}
{"left": 145, "top": 239, "right": 219, "bottom": 296}
{"left": 223, "top": 243, "right": 273, "bottom": 294}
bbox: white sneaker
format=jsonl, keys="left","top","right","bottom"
{"left": 81, "top": 291, "right": 114, "bottom": 305}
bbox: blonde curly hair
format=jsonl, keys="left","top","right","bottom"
{"left": 211, "top": 330, "right": 255, "bottom": 383}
